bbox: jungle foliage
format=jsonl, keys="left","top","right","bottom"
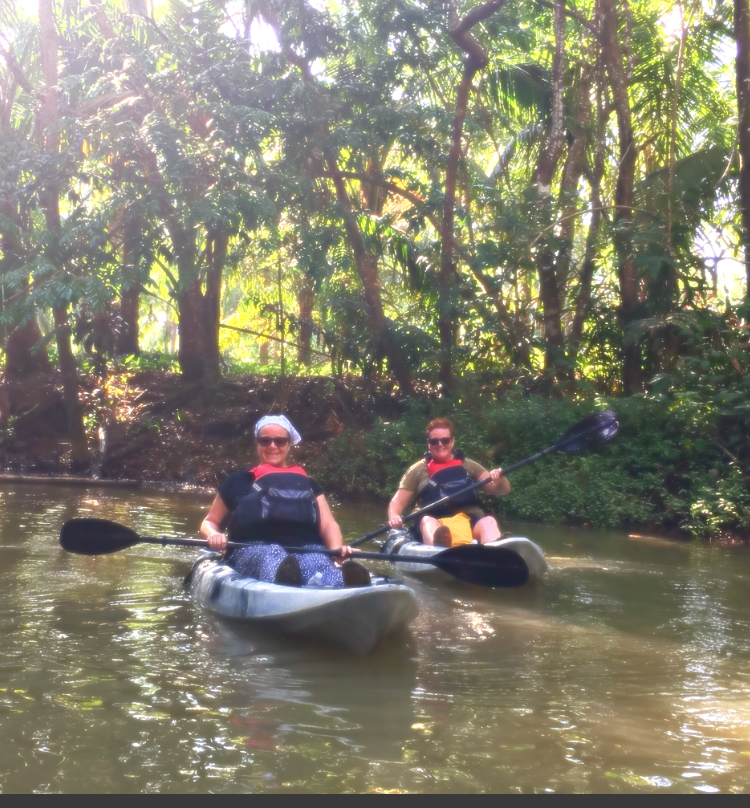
{"left": 311, "top": 385, "right": 750, "bottom": 540}
{"left": 0, "top": 0, "right": 749, "bottom": 537}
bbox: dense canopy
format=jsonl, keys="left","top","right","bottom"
{"left": 0, "top": 0, "right": 748, "bottom": 536}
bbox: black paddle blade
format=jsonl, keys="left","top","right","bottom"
{"left": 431, "top": 544, "right": 530, "bottom": 588}
{"left": 60, "top": 518, "right": 141, "bottom": 555}
{"left": 558, "top": 409, "right": 618, "bottom": 454}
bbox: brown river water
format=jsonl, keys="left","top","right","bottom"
{"left": 1, "top": 482, "right": 750, "bottom": 793}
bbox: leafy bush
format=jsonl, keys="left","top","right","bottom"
{"left": 115, "top": 352, "right": 181, "bottom": 372}
{"left": 309, "top": 389, "right": 750, "bottom": 539}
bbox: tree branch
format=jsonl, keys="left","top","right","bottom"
{"left": 220, "top": 323, "right": 329, "bottom": 358}
{"left": 447, "top": 0, "right": 508, "bottom": 68}
{"left": 0, "top": 44, "right": 35, "bottom": 96}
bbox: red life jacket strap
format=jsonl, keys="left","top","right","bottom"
{"left": 249, "top": 464, "right": 308, "bottom": 479}
{"left": 426, "top": 458, "right": 464, "bottom": 477}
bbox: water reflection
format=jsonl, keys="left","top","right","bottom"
{"left": 1, "top": 484, "right": 750, "bottom": 791}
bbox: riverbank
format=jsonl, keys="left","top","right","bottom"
{"left": 0, "top": 369, "right": 748, "bottom": 542}
{"left": 0, "top": 369, "right": 398, "bottom": 494}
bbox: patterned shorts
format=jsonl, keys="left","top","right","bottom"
{"left": 225, "top": 543, "right": 344, "bottom": 587}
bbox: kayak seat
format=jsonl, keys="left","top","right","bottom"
{"left": 381, "top": 529, "right": 412, "bottom": 555}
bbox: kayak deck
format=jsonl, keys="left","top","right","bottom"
{"left": 383, "top": 535, "right": 548, "bottom": 582}
{"left": 188, "top": 556, "right": 420, "bottom": 655}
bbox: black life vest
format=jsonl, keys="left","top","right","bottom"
{"left": 418, "top": 450, "right": 483, "bottom": 518}
{"left": 226, "top": 468, "right": 322, "bottom": 548}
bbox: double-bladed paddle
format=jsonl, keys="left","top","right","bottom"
{"left": 349, "top": 409, "right": 619, "bottom": 548}
{"left": 59, "top": 518, "right": 529, "bottom": 588}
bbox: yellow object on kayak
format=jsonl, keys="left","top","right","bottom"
{"left": 438, "top": 513, "right": 473, "bottom": 546}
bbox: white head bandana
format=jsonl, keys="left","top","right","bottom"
{"left": 254, "top": 414, "right": 302, "bottom": 446}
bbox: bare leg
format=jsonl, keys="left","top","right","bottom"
{"left": 473, "top": 515, "right": 502, "bottom": 544}
{"left": 420, "top": 515, "right": 442, "bottom": 545}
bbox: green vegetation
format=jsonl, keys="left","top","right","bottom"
{"left": 312, "top": 385, "right": 750, "bottom": 540}
{"left": 0, "top": 1, "right": 749, "bottom": 539}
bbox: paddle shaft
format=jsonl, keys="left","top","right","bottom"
{"left": 136, "top": 535, "right": 247, "bottom": 550}
{"left": 60, "top": 518, "right": 529, "bottom": 586}
{"left": 120, "top": 534, "right": 371, "bottom": 556}
{"left": 349, "top": 416, "right": 615, "bottom": 547}
{"left": 92, "top": 532, "right": 513, "bottom": 569}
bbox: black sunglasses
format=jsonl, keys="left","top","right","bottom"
{"left": 427, "top": 437, "right": 452, "bottom": 446}
{"left": 257, "top": 436, "right": 290, "bottom": 447}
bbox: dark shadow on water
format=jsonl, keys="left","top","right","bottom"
{"left": 415, "top": 574, "right": 549, "bottom": 612}
{"left": 206, "top": 610, "right": 419, "bottom": 668}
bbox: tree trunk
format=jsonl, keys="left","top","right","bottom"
{"left": 297, "top": 273, "right": 315, "bottom": 365}
{"left": 177, "top": 279, "right": 208, "bottom": 383}
{"left": 202, "top": 232, "right": 226, "bottom": 386}
{"left": 38, "top": 0, "right": 91, "bottom": 467}
{"left": 569, "top": 62, "right": 606, "bottom": 363}
{"left": 439, "top": 61, "right": 474, "bottom": 393}
{"left": 600, "top": 0, "right": 642, "bottom": 394}
{"left": 115, "top": 285, "right": 140, "bottom": 356}
{"left": 115, "top": 220, "right": 141, "bottom": 356}
{"left": 534, "top": 0, "right": 567, "bottom": 380}
{"left": 168, "top": 222, "right": 222, "bottom": 386}
{"left": 53, "top": 305, "right": 91, "bottom": 468}
{"left": 557, "top": 63, "right": 592, "bottom": 350}
{"left": 441, "top": 0, "right": 508, "bottom": 394}
{"left": 736, "top": 0, "right": 750, "bottom": 297}
{"left": 176, "top": 275, "right": 221, "bottom": 385}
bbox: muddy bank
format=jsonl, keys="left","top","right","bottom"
{"left": 0, "top": 370, "right": 403, "bottom": 493}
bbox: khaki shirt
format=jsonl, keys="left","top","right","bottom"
{"left": 398, "top": 457, "right": 488, "bottom": 519}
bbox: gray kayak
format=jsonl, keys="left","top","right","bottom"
{"left": 188, "top": 555, "right": 420, "bottom": 656}
{"left": 381, "top": 532, "right": 548, "bottom": 583}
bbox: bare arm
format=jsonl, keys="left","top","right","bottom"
{"left": 478, "top": 468, "right": 512, "bottom": 496}
{"left": 388, "top": 487, "right": 414, "bottom": 528}
{"left": 317, "top": 494, "right": 352, "bottom": 557}
{"left": 200, "top": 494, "right": 230, "bottom": 551}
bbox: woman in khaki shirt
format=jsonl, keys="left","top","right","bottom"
{"left": 387, "top": 417, "right": 511, "bottom": 546}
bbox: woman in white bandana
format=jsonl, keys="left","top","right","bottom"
{"left": 200, "top": 415, "right": 368, "bottom": 587}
